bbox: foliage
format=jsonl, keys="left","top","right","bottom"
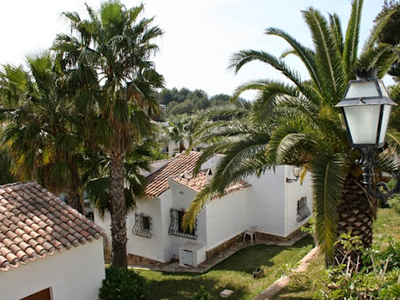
{"left": 83, "top": 142, "right": 154, "bottom": 217}
{"left": 191, "top": 286, "right": 214, "bottom": 300}
{"left": 272, "top": 208, "right": 400, "bottom": 299}
{"left": 184, "top": 0, "right": 398, "bottom": 264}
{"left": 157, "top": 87, "right": 247, "bottom": 118}
{"left": 158, "top": 115, "right": 199, "bottom": 154}
{"left": 0, "top": 52, "right": 85, "bottom": 212}
{"left": 0, "top": 145, "right": 15, "bottom": 184}
{"left": 99, "top": 266, "right": 150, "bottom": 300}
{"left": 375, "top": 0, "right": 400, "bottom": 78}
{"left": 321, "top": 234, "right": 400, "bottom": 299}
{"left": 388, "top": 194, "right": 400, "bottom": 213}
{"left": 53, "top": 0, "right": 164, "bottom": 267}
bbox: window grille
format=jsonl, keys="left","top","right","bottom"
{"left": 132, "top": 213, "right": 152, "bottom": 238}
{"left": 168, "top": 208, "right": 197, "bottom": 240}
{"left": 297, "top": 196, "right": 311, "bottom": 222}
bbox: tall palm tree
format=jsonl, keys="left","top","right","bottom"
{"left": 53, "top": 0, "right": 164, "bottom": 267}
{"left": 0, "top": 52, "right": 85, "bottom": 213}
{"left": 83, "top": 141, "right": 155, "bottom": 218}
{"left": 184, "top": 0, "right": 398, "bottom": 265}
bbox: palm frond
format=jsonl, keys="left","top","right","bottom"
{"left": 303, "top": 7, "right": 346, "bottom": 103}
{"left": 228, "top": 50, "right": 303, "bottom": 90}
{"left": 356, "top": 43, "right": 397, "bottom": 76}
{"left": 266, "top": 27, "right": 322, "bottom": 91}
{"left": 329, "top": 13, "right": 344, "bottom": 56}
{"left": 312, "top": 153, "right": 346, "bottom": 261}
{"left": 183, "top": 186, "right": 213, "bottom": 231}
{"left": 361, "top": 7, "right": 395, "bottom": 55}
{"left": 267, "top": 129, "right": 317, "bottom": 165}
{"left": 343, "top": 0, "right": 362, "bottom": 76}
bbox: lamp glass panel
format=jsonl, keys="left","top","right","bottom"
{"left": 378, "top": 105, "right": 392, "bottom": 145}
{"left": 344, "top": 105, "right": 380, "bottom": 145}
{"left": 378, "top": 80, "right": 389, "bottom": 97}
{"left": 345, "top": 81, "right": 379, "bottom": 99}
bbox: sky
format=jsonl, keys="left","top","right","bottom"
{"left": 0, "top": 0, "right": 389, "bottom": 99}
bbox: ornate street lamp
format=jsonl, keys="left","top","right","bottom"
{"left": 336, "top": 69, "right": 399, "bottom": 199}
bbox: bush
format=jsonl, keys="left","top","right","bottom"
{"left": 191, "top": 286, "right": 214, "bottom": 300}
{"left": 99, "top": 266, "right": 150, "bottom": 300}
{"left": 388, "top": 195, "right": 400, "bottom": 213}
{"left": 321, "top": 234, "right": 400, "bottom": 299}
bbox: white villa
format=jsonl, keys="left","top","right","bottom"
{"left": 0, "top": 182, "right": 106, "bottom": 300}
{"left": 95, "top": 151, "right": 313, "bottom": 267}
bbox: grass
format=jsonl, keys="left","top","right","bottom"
{"left": 137, "top": 235, "right": 314, "bottom": 300}
{"left": 271, "top": 207, "right": 400, "bottom": 299}
{"left": 373, "top": 207, "right": 400, "bottom": 241}
{"left": 136, "top": 209, "right": 400, "bottom": 299}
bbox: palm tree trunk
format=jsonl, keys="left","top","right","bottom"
{"left": 334, "top": 174, "right": 373, "bottom": 268}
{"left": 66, "top": 162, "right": 84, "bottom": 214}
{"left": 110, "top": 147, "right": 127, "bottom": 268}
{"left": 66, "top": 190, "right": 83, "bottom": 214}
{"left": 179, "top": 142, "right": 185, "bottom": 153}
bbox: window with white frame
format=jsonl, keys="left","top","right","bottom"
{"left": 168, "top": 208, "right": 197, "bottom": 240}
{"left": 132, "top": 213, "right": 152, "bottom": 238}
{"left": 297, "top": 196, "right": 311, "bottom": 222}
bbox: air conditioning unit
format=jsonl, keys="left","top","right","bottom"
{"left": 179, "top": 242, "right": 206, "bottom": 267}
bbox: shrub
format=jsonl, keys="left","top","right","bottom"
{"left": 321, "top": 234, "right": 400, "bottom": 299}
{"left": 388, "top": 195, "right": 400, "bottom": 213}
{"left": 191, "top": 286, "right": 214, "bottom": 300}
{"left": 99, "top": 266, "right": 150, "bottom": 300}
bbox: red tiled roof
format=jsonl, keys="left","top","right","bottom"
{"left": 0, "top": 182, "right": 105, "bottom": 272}
{"left": 171, "top": 170, "right": 251, "bottom": 197}
{"left": 145, "top": 151, "right": 203, "bottom": 198}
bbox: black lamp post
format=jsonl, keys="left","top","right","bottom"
{"left": 336, "top": 69, "right": 399, "bottom": 199}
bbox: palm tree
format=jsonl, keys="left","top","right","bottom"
{"left": 53, "top": 1, "right": 164, "bottom": 267}
{"left": 83, "top": 142, "right": 155, "bottom": 218}
{"left": 184, "top": 0, "right": 397, "bottom": 265}
{"left": 162, "top": 115, "right": 198, "bottom": 154}
{"left": 0, "top": 52, "right": 85, "bottom": 213}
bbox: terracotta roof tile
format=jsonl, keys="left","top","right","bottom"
{"left": 0, "top": 181, "right": 106, "bottom": 272}
{"left": 171, "top": 170, "right": 251, "bottom": 197}
{"left": 145, "top": 151, "right": 203, "bottom": 198}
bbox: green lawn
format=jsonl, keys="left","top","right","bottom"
{"left": 137, "top": 235, "right": 314, "bottom": 300}
{"left": 137, "top": 208, "right": 400, "bottom": 300}
{"left": 271, "top": 207, "right": 400, "bottom": 299}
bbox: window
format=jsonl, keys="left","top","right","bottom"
{"left": 297, "top": 196, "right": 311, "bottom": 222}
{"left": 132, "top": 213, "right": 152, "bottom": 238}
{"left": 168, "top": 208, "right": 197, "bottom": 240}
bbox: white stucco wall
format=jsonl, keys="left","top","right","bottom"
{"left": 166, "top": 180, "right": 207, "bottom": 261}
{"left": 0, "top": 239, "right": 105, "bottom": 300}
{"left": 125, "top": 179, "right": 209, "bottom": 263}
{"left": 245, "top": 166, "right": 313, "bottom": 238}
{"left": 284, "top": 167, "right": 313, "bottom": 236}
{"left": 127, "top": 196, "right": 167, "bottom": 262}
{"left": 245, "top": 166, "right": 287, "bottom": 236}
{"left": 205, "top": 188, "right": 248, "bottom": 250}
{"left": 199, "top": 153, "right": 222, "bottom": 171}
{"left": 94, "top": 211, "right": 111, "bottom": 253}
